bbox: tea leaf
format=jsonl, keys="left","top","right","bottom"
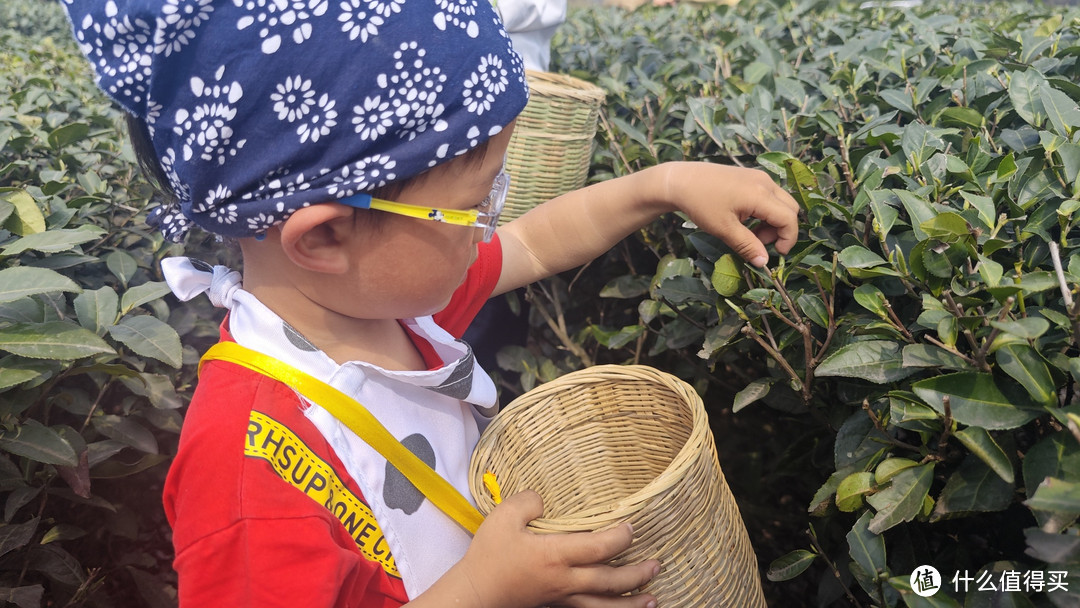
{"left": 867, "top": 464, "right": 934, "bottom": 533}
{"left": 817, "top": 341, "right": 914, "bottom": 384}
{"left": 0, "top": 267, "right": 80, "bottom": 305}
{"left": 0, "top": 421, "right": 77, "bottom": 467}
{"left": 0, "top": 322, "right": 113, "bottom": 360}
{"left": 766, "top": 550, "right": 816, "bottom": 582}
{"left": 108, "top": 316, "right": 182, "bottom": 368}
{"left": 913, "top": 373, "right": 1044, "bottom": 429}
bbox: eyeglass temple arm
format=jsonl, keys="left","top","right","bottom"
{"left": 338, "top": 193, "right": 481, "bottom": 225}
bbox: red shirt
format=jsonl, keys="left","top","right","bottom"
{"left": 164, "top": 238, "right": 502, "bottom": 607}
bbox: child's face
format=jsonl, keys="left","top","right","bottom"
{"left": 333, "top": 124, "right": 515, "bottom": 319}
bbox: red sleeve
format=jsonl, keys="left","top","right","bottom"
{"left": 164, "top": 354, "right": 407, "bottom": 608}
{"left": 433, "top": 233, "right": 503, "bottom": 338}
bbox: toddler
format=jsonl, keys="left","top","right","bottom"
{"left": 62, "top": 0, "right": 798, "bottom": 606}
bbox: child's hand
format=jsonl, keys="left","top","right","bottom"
{"left": 454, "top": 491, "right": 660, "bottom": 608}
{"left": 662, "top": 162, "right": 800, "bottom": 268}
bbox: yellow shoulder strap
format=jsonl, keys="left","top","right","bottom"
{"left": 199, "top": 341, "right": 484, "bottom": 534}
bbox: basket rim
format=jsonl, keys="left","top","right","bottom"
{"left": 523, "top": 69, "right": 606, "bottom": 102}
{"left": 469, "top": 364, "right": 711, "bottom": 528}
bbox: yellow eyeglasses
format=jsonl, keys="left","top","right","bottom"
{"left": 339, "top": 171, "right": 510, "bottom": 243}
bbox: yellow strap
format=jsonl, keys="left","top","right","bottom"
{"left": 199, "top": 341, "right": 484, "bottom": 534}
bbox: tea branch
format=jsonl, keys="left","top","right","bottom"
{"left": 863, "top": 398, "right": 922, "bottom": 453}
{"left": 526, "top": 282, "right": 594, "bottom": 368}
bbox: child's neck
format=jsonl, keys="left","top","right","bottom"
{"left": 244, "top": 279, "right": 427, "bottom": 372}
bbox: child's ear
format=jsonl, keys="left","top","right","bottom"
{"left": 278, "top": 203, "right": 356, "bottom": 274}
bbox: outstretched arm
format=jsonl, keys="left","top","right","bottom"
{"left": 493, "top": 162, "right": 800, "bottom": 296}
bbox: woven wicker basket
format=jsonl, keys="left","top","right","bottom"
{"left": 500, "top": 70, "right": 606, "bottom": 225}
{"left": 469, "top": 365, "right": 766, "bottom": 608}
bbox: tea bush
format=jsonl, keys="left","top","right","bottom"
{"left": 4, "top": 0, "right": 1080, "bottom": 606}
{"left": 534, "top": 1, "right": 1080, "bottom": 606}
{"left": 0, "top": 2, "right": 229, "bottom": 605}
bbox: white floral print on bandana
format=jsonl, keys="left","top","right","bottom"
{"left": 462, "top": 54, "right": 509, "bottom": 115}
{"left": 154, "top": 0, "right": 214, "bottom": 56}
{"left": 235, "top": 0, "right": 331, "bottom": 55}
{"left": 432, "top": 0, "right": 479, "bottom": 38}
{"left": 62, "top": 0, "right": 529, "bottom": 242}
{"left": 74, "top": 1, "right": 154, "bottom": 105}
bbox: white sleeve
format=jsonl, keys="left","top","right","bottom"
{"left": 497, "top": 0, "right": 567, "bottom": 71}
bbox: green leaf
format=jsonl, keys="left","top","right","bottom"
{"left": 1024, "top": 528, "right": 1080, "bottom": 564}
{"left": 880, "top": 88, "right": 915, "bottom": 115}
{"left": 911, "top": 373, "right": 1044, "bottom": 430}
{"left": 1025, "top": 477, "right": 1080, "bottom": 513}
{"left": 120, "top": 282, "right": 173, "bottom": 316}
{"left": 0, "top": 421, "right": 78, "bottom": 467}
{"left": 732, "top": 378, "right": 774, "bottom": 413}
{"left": 961, "top": 192, "right": 996, "bottom": 228}
{"left": 784, "top": 158, "right": 822, "bottom": 210}
{"left": 990, "top": 317, "right": 1050, "bottom": 340}
{"left": 853, "top": 284, "right": 888, "bottom": 318}
{"left": 901, "top": 344, "right": 969, "bottom": 371}
{"left": 766, "top": 550, "right": 816, "bottom": 582}
{"left": 46, "top": 122, "right": 90, "bottom": 149}
{"left": 0, "top": 322, "right": 114, "bottom": 360}
{"left": 1023, "top": 432, "right": 1080, "bottom": 491}
{"left": 0, "top": 518, "right": 39, "bottom": 560}
{"left": 889, "top": 576, "right": 961, "bottom": 607}
{"left": 108, "top": 316, "right": 182, "bottom": 368}
{"left": 91, "top": 453, "right": 170, "bottom": 479}
{"left": 73, "top": 287, "right": 119, "bottom": 335}
{"left": 939, "top": 106, "right": 983, "bottom": 129}
{"left": 1059, "top": 143, "right": 1080, "bottom": 185}
{"left": 1040, "top": 82, "right": 1080, "bottom": 138}
{"left": 589, "top": 324, "right": 643, "bottom": 349}
{"left": 0, "top": 189, "right": 46, "bottom": 236}
{"left": 119, "top": 373, "right": 183, "bottom": 410}
{"left": 91, "top": 415, "right": 159, "bottom": 455}
{"left": 894, "top": 191, "right": 937, "bottom": 243}
{"left": 954, "top": 426, "right": 1014, "bottom": 483}
{"left": 710, "top": 254, "right": 742, "bottom": 297}
{"left": 876, "top": 458, "right": 920, "bottom": 484}
{"left": 105, "top": 250, "right": 139, "bottom": 287}
{"left": 920, "top": 212, "right": 970, "bottom": 241}
{"left": 0, "top": 368, "right": 41, "bottom": 391}
{"left": 867, "top": 464, "right": 934, "bottom": 534}
{"left": 847, "top": 511, "right": 887, "bottom": 580}
{"left": 797, "top": 294, "right": 829, "bottom": 328}
{"left": 838, "top": 245, "right": 887, "bottom": 269}
{"left": 932, "top": 455, "right": 1013, "bottom": 520}
{"left": 1009, "top": 69, "right": 1047, "bottom": 128}
{"left": 1, "top": 228, "right": 102, "bottom": 256}
{"left": 836, "top": 472, "right": 876, "bottom": 512}
{"left": 0, "top": 267, "right": 80, "bottom": 305}
{"left": 994, "top": 344, "right": 1056, "bottom": 406}
{"left": 599, "top": 275, "right": 649, "bottom": 299}
{"left": 816, "top": 340, "right": 916, "bottom": 384}
{"left": 977, "top": 254, "right": 1003, "bottom": 288}
{"left": 654, "top": 275, "right": 711, "bottom": 304}
{"left": 0, "top": 200, "right": 12, "bottom": 228}
{"left": 0, "top": 584, "right": 44, "bottom": 608}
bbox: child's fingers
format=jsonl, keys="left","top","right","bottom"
{"left": 552, "top": 522, "right": 636, "bottom": 566}
{"left": 558, "top": 589, "right": 658, "bottom": 608}
{"left": 567, "top": 558, "right": 661, "bottom": 598}
{"left": 488, "top": 489, "right": 546, "bottom": 525}
{"left": 712, "top": 222, "right": 771, "bottom": 266}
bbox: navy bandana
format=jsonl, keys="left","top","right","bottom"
{"left": 62, "top": 0, "right": 528, "bottom": 242}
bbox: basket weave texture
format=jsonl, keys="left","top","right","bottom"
{"left": 469, "top": 365, "right": 766, "bottom": 608}
{"left": 500, "top": 70, "right": 605, "bottom": 225}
